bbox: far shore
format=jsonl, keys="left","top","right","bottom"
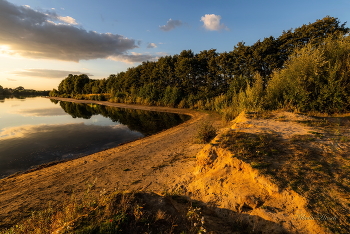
{"left": 0, "top": 97, "right": 221, "bottom": 229}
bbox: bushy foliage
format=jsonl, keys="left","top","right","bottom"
{"left": 0, "top": 85, "right": 49, "bottom": 96}
{"left": 196, "top": 122, "right": 217, "bottom": 143}
{"left": 265, "top": 35, "right": 350, "bottom": 113}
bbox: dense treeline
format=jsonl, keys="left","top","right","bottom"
{"left": 0, "top": 85, "right": 49, "bottom": 96}
{"left": 50, "top": 16, "right": 350, "bottom": 118}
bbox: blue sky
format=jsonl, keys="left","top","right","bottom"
{"left": 1, "top": 0, "right": 349, "bottom": 90}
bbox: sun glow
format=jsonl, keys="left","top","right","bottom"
{"left": 0, "top": 45, "right": 10, "bottom": 53}
{"left": 0, "top": 45, "right": 16, "bottom": 58}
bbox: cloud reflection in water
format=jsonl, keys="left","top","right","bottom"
{"left": 0, "top": 122, "right": 143, "bottom": 178}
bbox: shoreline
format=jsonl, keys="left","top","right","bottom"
{"left": 47, "top": 97, "right": 196, "bottom": 115}
{"left": 2, "top": 97, "right": 193, "bottom": 180}
{"left": 0, "top": 98, "right": 221, "bottom": 229}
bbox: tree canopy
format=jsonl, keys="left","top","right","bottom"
{"left": 51, "top": 16, "right": 350, "bottom": 115}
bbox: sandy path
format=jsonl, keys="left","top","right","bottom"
{"left": 0, "top": 98, "right": 220, "bottom": 229}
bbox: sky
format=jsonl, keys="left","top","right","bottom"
{"left": 1, "top": 0, "right": 349, "bottom": 90}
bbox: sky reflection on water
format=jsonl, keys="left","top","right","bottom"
{"left": 0, "top": 97, "right": 189, "bottom": 178}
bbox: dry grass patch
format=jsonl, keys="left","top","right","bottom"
{"left": 0, "top": 183, "right": 210, "bottom": 234}
{"left": 219, "top": 121, "right": 350, "bottom": 234}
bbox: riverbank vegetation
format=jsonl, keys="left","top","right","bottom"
{"left": 50, "top": 16, "right": 350, "bottom": 119}
{"left": 0, "top": 187, "right": 206, "bottom": 234}
{"left": 0, "top": 86, "right": 49, "bottom": 97}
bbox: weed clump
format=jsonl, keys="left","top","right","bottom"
{"left": 196, "top": 122, "right": 217, "bottom": 144}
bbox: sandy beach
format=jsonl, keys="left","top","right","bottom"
{"left": 0, "top": 98, "right": 221, "bottom": 229}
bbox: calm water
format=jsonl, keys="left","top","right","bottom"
{"left": 0, "top": 96, "right": 190, "bottom": 178}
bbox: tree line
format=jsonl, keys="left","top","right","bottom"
{"left": 50, "top": 16, "right": 350, "bottom": 118}
{"left": 0, "top": 86, "right": 49, "bottom": 96}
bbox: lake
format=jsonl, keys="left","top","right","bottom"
{"left": 0, "top": 96, "right": 190, "bottom": 178}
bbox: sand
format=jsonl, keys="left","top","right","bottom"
{"left": 0, "top": 98, "right": 221, "bottom": 229}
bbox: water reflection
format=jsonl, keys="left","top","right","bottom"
{"left": 15, "top": 108, "right": 67, "bottom": 116}
{"left": 0, "top": 123, "right": 142, "bottom": 177}
{"left": 0, "top": 98, "right": 190, "bottom": 178}
{"left": 57, "top": 101, "right": 190, "bottom": 136}
{"left": 0, "top": 95, "right": 35, "bottom": 102}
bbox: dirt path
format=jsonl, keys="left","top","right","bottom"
{"left": 0, "top": 98, "right": 222, "bottom": 229}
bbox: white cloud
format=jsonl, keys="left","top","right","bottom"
{"left": 156, "top": 52, "right": 168, "bottom": 56}
{"left": 11, "top": 69, "right": 93, "bottom": 78}
{"left": 159, "top": 19, "right": 183, "bottom": 31}
{"left": 109, "top": 52, "right": 157, "bottom": 64}
{"left": 57, "top": 16, "right": 78, "bottom": 25}
{"left": 0, "top": 0, "right": 141, "bottom": 62}
{"left": 200, "top": 14, "right": 228, "bottom": 31}
{"left": 147, "top": 43, "right": 157, "bottom": 49}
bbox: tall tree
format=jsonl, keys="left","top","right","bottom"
{"left": 74, "top": 74, "right": 90, "bottom": 94}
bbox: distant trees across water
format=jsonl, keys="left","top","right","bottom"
{"left": 0, "top": 86, "right": 49, "bottom": 96}
{"left": 50, "top": 16, "right": 350, "bottom": 119}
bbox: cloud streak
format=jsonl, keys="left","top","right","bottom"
{"left": 57, "top": 16, "right": 78, "bottom": 25}
{"left": 109, "top": 52, "right": 157, "bottom": 64}
{"left": 201, "top": 14, "right": 228, "bottom": 31}
{"left": 12, "top": 69, "right": 93, "bottom": 79}
{"left": 147, "top": 43, "right": 157, "bottom": 48}
{"left": 0, "top": 0, "right": 142, "bottom": 62}
{"left": 159, "top": 19, "right": 183, "bottom": 31}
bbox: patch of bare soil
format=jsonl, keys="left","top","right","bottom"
{"left": 174, "top": 111, "right": 350, "bottom": 234}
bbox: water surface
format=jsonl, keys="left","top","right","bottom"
{"left": 0, "top": 97, "right": 189, "bottom": 178}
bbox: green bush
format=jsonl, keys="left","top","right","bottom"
{"left": 196, "top": 121, "right": 217, "bottom": 143}
{"left": 265, "top": 35, "right": 350, "bottom": 113}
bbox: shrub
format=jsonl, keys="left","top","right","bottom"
{"left": 196, "top": 121, "right": 217, "bottom": 143}
{"left": 177, "top": 98, "right": 187, "bottom": 108}
{"left": 265, "top": 35, "right": 350, "bottom": 113}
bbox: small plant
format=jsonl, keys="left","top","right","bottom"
{"left": 290, "top": 134, "right": 316, "bottom": 142}
{"left": 250, "top": 161, "right": 271, "bottom": 169}
{"left": 186, "top": 206, "right": 206, "bottom": 233}
{"left": 196, "top": 121, "right": 217, "bottom": 144}
{"left": 339, "top": 136, "right": 350, "bottom": 142}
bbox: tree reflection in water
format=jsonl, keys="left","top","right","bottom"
{"left": 58, "top": 101, "right": 190, "bottom": 136}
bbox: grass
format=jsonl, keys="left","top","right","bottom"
{"left": 219, "top": 124, "right": 350, "bottom": 234}
{"left": 0, "top": 188, "right": 207, "bottom": 234}
{"left": 1, "top": 184, "right": 259, "bottom": 234}
{"left": 290, "top": 134, "right": 316, "bottom": 142}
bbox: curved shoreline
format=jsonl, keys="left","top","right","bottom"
{"left": 3, "top": 97, "right": 193, "bottom": 179}
{"left": 0, "top": 98, "right": 219, "bottom": 229}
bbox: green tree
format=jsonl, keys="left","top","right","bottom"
{"left": 266, "top": 35, "right": 350, "bottom": 113}
{"left": 74, "top": 74, "right": 90, "bottom": 94}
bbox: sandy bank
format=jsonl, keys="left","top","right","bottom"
{"left": 0, "top": 98, "right": 221, "bottom": 228}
